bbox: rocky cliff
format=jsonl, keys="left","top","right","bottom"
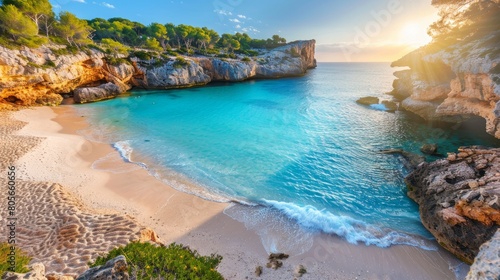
{"left": 390, "top": 31, "right": 500, "bottom": 138}
{"left": 0, "top": 40, "right": 316, "bottom": 107}
{"left": 131, "top": 40, "right": 316, "bottom": 88}
{"left": 405, "top": 146, "right": 500, "bottom": 264}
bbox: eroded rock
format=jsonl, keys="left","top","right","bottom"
{"left": 73, "top": 83, "right": 121, "bottom": 104}
{"left": 76, "top": 255, "right": 128, "bottom": 280}
{"left": 466, "top": 229, "right": 500, "bottom": 280}
{"left": 356, "top": 96, "right": 379, "bottom": 106}
{"left": 405, "top": 146, "right": 500, "bottom": 264}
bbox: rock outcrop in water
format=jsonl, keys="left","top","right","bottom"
{"left": 390, "top": 31, "right": 500, "bottom": 138}
{"left": 0, "top": 40, "right": 316, "bottom": 108}
{"left": 405, "top": 146, "right": 500, "bottom": 264}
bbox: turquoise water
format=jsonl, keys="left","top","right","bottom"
{"left": 77, "top": 62, "right": 500, "bottom": 249}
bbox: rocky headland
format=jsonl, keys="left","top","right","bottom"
{"left": 390, "top": 31, "right": 500, "bottom": 138}
{"left": 0, "top": 40, "right": 316, "bottom": 108}
{"left": 406, "top": 146, "right": 499, "bottom": 265}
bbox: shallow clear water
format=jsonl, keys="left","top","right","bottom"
{"left": 77, "top": 62, "right": 500, "bottom": 248}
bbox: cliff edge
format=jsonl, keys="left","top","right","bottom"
{"left": 390, "top": 31, "right": 500, "bottom": 138}
{"left": 0, "top": 40, "right": 316, "bottom": 108}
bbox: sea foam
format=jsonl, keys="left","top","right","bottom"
{"left": 262, "top": 199, "right": 437, "bottom": 250}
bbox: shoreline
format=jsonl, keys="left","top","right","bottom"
{"left": 1, "top": 105, "right": 468, "bottom": 279}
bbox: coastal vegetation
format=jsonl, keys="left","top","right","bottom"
{"left": 89, "top": 242, "right": 224, "bottom": 279}
{"left": 425, "top": 0, "right": 499, "bottom": 51}
{"left": 0, "top": 0, "right": 288, "bottom": 60}
{"left": 0, "top": 242, "right": 31, "bottom": 274}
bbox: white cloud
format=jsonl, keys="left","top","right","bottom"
{"left": 53, "top": 4, "right": 61, "bottom": 8}
{"left": 241, "top": 26, "right": 260, "bottom": 33}
{"left": 229, "top": 18, "right": 241, "bottom": 23}
{"left": 214, "top": 9, "right": 232, "bottom": 16}
{"left": 237, "top": 14, "right": 246, "bottom": 19}
{"left": 72, "top": 0, "right": 86, "bottom": 2}
{"left": 101, "top": 2, "right": 115, "bottom": 8}
{"left": 235, "top": 24, "right": 241, "bottom": 29}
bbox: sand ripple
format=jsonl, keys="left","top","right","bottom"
{"left": 0, "top": 112, "right": 156, "bottom": 277}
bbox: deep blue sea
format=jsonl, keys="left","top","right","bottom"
{"left": 77, "top": 62, "right": 500, "bottom": 251}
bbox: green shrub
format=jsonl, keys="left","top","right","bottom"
{"left": 217, "top": 53, "right": 236, "bottom": 59}
{"left": 50, "top": 46, "right": 80, "bottom": 56}
{"left": 173, "top": 56, "right": 189, "bottom": 68}
{"left": 107, "top": 57, "right": 130, "bottom": 66}
{"left": 0, "top": 36, "right": 20, "bottom": 49}
{"left": 17, "top": 36, "right": 47, "bottom": 48}
{"left": 87, "top": 44, "right": 106, "bottom": 53}
{"left": 130, "top": 50, "right": 153, "bottom": 60}
{"left": 0, "top": 243, "right": 31, "bottom": 274}
{"left": 241, "top": 57, "right": 251, "bottom": 62}
{"left": 89, "top": 242, "right": 223, "bottom": 280}
{"left": 167, "top": 49, "right": 179, "bottom": 56}
{"left": 205, "top": 48, "right": 220, "bottom": 55}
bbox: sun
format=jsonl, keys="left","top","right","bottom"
{"left": 400, "top": 22, "right": 432, "bottom": 47}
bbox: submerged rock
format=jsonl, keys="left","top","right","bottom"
{"left": 356, "top": 96, "right": 379, "bottom": 106}
{"left": 381, "top": 100, "right": 398, "bottom": 112}
{"left": 380, "top": 148, "right": 426, "bottom": 170}
{"left": 420, "top": 143, "right": 438, "bottom": 155}
{"left": 405, "top": 146, "right": 500, "bottom": 264}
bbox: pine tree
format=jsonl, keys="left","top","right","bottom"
{"left": 0, "top": 4, "right": 37, "bottom": 40}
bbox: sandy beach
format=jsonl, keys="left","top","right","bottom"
{"left": 0, "top": 105, "right": 468, "bottom": 279}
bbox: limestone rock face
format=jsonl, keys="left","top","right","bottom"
{"left": 0, "top": 45, "right": 132, "bottom": 108}
{"left": 135, "top": 59, "right": 211, "bottom": 88}
{"left": 76, "top": 255, "right": 129, "bottom": 280}
{"left": 1, "top": 40, "right": 316, "bottom": 107}
{"left": 466, "top": 229, "right": 500, "bottom": 280}
{"left": 405, "top": 146, "right": 500, "bottom": 264}
{"left": 73, "top": 83, "right": 122, "bottom": 104}
{"left": 132, "top": 40, "right": 317, "bottom": 88}
{"left": 390, "top": 31, "right": 500, "bottom": 138}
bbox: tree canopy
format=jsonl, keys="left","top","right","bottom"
{"left": 54, "top": 11, "right": 92, "bottom": 46}
{"left": 0, "top": 4, "right": 37, "bottom": 40}
{"left": 2, "top": 0, "right": 52, "bottom": 30}
{"left": 0, "top": 0, "right": 289, "bottom": 54}
{"left": 428, "top": 0, "right": 500, "bottom": 44}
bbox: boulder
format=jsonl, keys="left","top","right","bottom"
{"left": 35, "top": 93, "right": 64, "bottom": 106}
{"left": 356, "top": 96, "right": 379, "bottom": 106}
{"left": 2, "top": 263, "right": 49, "bottom": 280}
{"left": 466, "top": 229, "right": 500, "bottom": 280}
{"left": 76, "top": 255, "right": 128, "bottom": 280}
{"left": 421, "top": 143, "right": 438, "bottom": 155}
{"left": 73, "top": 83, "right": 122, "bottom": 104}
{"left": 405, "top": 146, "right": 500, "bottom": 264}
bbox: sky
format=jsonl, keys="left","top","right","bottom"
{"left": 48, "top": 0, "right": 439, "bottom": 62}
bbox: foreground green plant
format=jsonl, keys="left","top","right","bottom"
{"left": 89, "top": 242, "right": 223, "bottom": 280}
{"left": 0, "top": 243, "right": 31, "bottom": 274}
